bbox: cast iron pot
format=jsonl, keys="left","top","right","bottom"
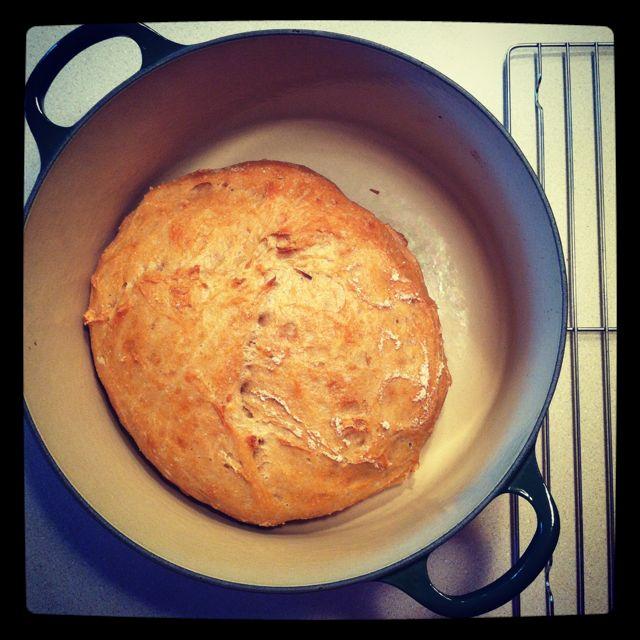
{"left": 23, "top": 23, "right": 567, "bottom": 618}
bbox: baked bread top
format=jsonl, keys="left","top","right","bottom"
{"left": 83, "top": 160, "right": 451, "bottom": 526}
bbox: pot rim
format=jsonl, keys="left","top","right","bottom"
{"left": 23, "top": 26, "right": 568, "bottom": 592}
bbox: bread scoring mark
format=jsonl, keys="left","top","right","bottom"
{"left": 419, "top": 362, "right": 430, "bottom": 387}
{"left": 249, "top": 388, "right": 305, "bottom": 425}
{"left": 382, "top": 371, "right": 415, "bottom": 384}
{"left": 413, "top": 387, "right": 427, "bottom": 402}
{"left": 213, "top": 401, "right": 278, "bottom": 506}
{"left": 307, "top": 428, "right": 347, "bottom": 463}
{"left": 377, "top": 366, "right": 430, "bottom": 407}
{"left": 390, "top": 269, "right": 410, "bottom": 284}
{"left": 378, "top": 329, "right": 402, "bottom": 352}
{"left": 331, "top": 415, "right": 368, "bottom": 445}
{"left": 347, "top": 277, "right": 393, "bottom": 310}
{"left": 430, "top": 359, "right": 447, "bottom": 394}
{"left": 323, "top": 451, "right": 344, "bottom": 463}
{"left": 220, "top": 450, "right": 243, "bottom": 474}
{"left": 377, "top": 353, "right": 434, "bottom": 405}
{"left": 396, "top": 292, "right": 422, "bottom": 303}
{"left": 275, "top": 430, "right": 347, "bottom": 464}
{"left": 332, "top": 416, "right": 352, "bottom": 439}
{"left": 411, "top": 353, "right": 449, "bottom": 405}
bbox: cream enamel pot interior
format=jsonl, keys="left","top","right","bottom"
{"left": 23, "top": 24, "right": 567, "bottom": 618}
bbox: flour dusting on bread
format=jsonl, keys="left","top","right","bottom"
{"left": 84, "top": 160, "right": 451, "bottom": 526}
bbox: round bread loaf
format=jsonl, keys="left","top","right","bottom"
{"left": 83, "top": 161, "right": 451, "bottom": 526}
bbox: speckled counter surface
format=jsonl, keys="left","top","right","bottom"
{"left": 24, "top": 21, "right": 615, "bottom": 619}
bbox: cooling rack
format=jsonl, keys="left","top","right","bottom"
{"left": 503, "top": 41, "right": 616, "bottom": 617}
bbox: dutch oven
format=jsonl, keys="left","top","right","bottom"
{"left": 23, "top": 23, "right": 567, "bottom": 618}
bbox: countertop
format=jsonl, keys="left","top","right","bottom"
{"left": 24, "top": 20, "right": 615, "bottom": 619}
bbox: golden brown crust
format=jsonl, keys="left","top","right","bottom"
{"left": 84, "top": 160, "right": 451, "bottom": 526}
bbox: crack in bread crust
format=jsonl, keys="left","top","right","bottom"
{"left": 84, "top": 160, "right": 451, "bottom": 526}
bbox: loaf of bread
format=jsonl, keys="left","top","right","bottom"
{"left": 83, "top": 161, "right": 451, "bottom": 526}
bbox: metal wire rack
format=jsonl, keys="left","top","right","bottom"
{"left": 503, "top": 42, "right": 616, "bottom": 616}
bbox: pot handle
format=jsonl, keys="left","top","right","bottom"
{"left": 380, "top": 450, "right": 560, "bottom": 617}
{"left": 25, "top": 23, "right": 183, "bottom": 171}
